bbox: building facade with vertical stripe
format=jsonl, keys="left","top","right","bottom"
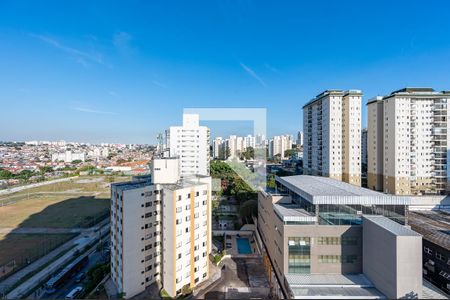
{"left": 110, "top": 158, "right": 211, "bottom": 298}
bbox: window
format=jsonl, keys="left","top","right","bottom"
{"left": 288, "top": 237, "right": 310, "bottom": 274}
{"left": 436, "top": 252, "right": 446, "bottom": 261}
{"left": 318, "top": 255, "right": 358, "bottom": 264}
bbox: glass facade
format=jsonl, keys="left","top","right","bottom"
{"left": 288, "top": 237, "right": 310, "bottom": 273}
{"left": 276, "top": 181, "right": 407, "bottom": 225}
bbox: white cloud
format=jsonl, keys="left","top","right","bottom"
{"left": 71, "top": 107, "right": 117, "bottom": 115}
{"left": 31, "top": 33, "right": 111, "bottom": 68}
{"left": 239, "top": 62, "right": 267, "bottom": 87}
{"left": 264, "top": 63, "right": 280, "bottom": 74}
{"left": 151, "top": 80, "right": 167, "bottom": 88}
{"left": 113, "top": 32, "right": 134, "bottom": 54}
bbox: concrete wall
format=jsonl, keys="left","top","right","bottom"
{"left": 362, "top": 216, "right": 422, "bottom": 299}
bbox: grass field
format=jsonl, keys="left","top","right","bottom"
{"left": 0, "top": 195, "right": 110, "bottom": 228}
{"left": 0, "top": 233, "right": 76, "bottom": 269}
{"left": 0, "top": 176, "right": 129, "bottom": 228}
{"left": 0, "top": 175, "right": 129, "bottom": 278}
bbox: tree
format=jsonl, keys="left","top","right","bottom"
{"left": 181, "top": 284, "right": 193, "bottom": 296}
{"left": 17, "top": 170, "right": 34, "bottom": 181}
{"left": 71, "top": 159, "right": 82, "bottom": 164}
{"left": 284, "top": 149, "right": 299, "bottom": 159}
{"left": 267, "top": 174, "right": 276, "bottom": 189}
{"left": 239, "top": 199, "right": 257, "bottom": 223}
{"left": 0, "top": 169, "right": 13, "bottom": 179}
{"left": 240, "top": 147, "right": 254, "bottom": 160}
{"left": 39, "top": 166, "right": 53, "bottom": 174}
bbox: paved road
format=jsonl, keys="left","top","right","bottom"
{"left": 38, "top": 249, "right": 106, "bottom": 299}
{"left": 0, "top": 177, "right": 79, "bottom": 196}
{"left": 0, "top": 220, "right": 109, "bottom": 299}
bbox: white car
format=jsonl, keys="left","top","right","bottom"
{"left": 65, "top": 286, "right": 84, "bottom": 299}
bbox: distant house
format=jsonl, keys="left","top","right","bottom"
{"left": 0, "top": 180, "right": 7, "bottom": 188}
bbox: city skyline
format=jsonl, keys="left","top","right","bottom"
{"left": 1, "top": 1, "right": 450, "bottom": 143}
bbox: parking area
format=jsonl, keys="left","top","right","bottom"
{"left": 197, "top": 257, "right": 269, "bottom": 299}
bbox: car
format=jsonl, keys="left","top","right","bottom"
{"left": 74, "top": 272, "right": 86, "bottom": 283}
{"left": 65, "top": 286, "right": 84, "bottom": 299}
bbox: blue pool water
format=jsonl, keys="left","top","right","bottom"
{"left": 236, "top": 238, "right": 252, "bottom": 254}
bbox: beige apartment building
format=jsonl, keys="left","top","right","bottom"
{"left": 303, "top": 90, "right": 362, "bottom": 186}
{"left": 367, "top": 88, "right": 450, "bottom": 195}
{"left": 110, "top": 158, "right": 211, "bottom": 298}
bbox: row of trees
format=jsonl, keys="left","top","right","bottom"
{"left": 0, "top": 166, "right": 55, "bottom": 181}
{"left": 210, "top": 161, "right": 258, "bottom": 223}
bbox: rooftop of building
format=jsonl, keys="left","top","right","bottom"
{"left": 276, "top": 175, "right": 410, "bottom": 205}
{"left": 302, "top": 89, "right": 363, "bottom": 109}
{"left": 367, "top": 88, "right": 450, "bottom": 105}
{"left": 363, "top": 215, "right": 421, "bottom": 237}
{"left": 273, "top": 203, "right": 317, "bottom": 223}
{"left": 111, "top": 174, "right": 210, "bottom": 191}
{"left": 285, "top": 274, "right": 385, "bottom": 299}
{"left": 408, "top": 210, "right": 450, "bottom": 250}
{"left": 285, "top": 274, "right": 449, "bottom": 299}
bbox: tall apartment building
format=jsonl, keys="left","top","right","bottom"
{"left": 244, "top": 134, "right": 256, "bottom": 149}
{"left": 296, "top": 131, "right": 304, "bottom": 147}
{"left": 367, "top": 88, "right": 450, "bottom": 195}
{"left": 212, "top": 137, "right": 224, "bottom": 159}
{"left": 110, "top": 158, "right": 211, "bottom": 298}
{"left": 165, "top": 114, "right": 210, "bottom": 176}
{"left": 257, "top": 175, "right": 423, "bottom": 299}
{"left": 303, "top": 90, "right": 362, "bottom": 186}
{"left": 269, "top": 135, "right": 293, "bottom": 159}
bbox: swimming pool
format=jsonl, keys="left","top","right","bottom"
{"left": 236, "top": 237, "right": 252, "bottom": 254}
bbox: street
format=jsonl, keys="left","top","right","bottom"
{"left": 40, "top": 249, "right": 106, "bottom": 299}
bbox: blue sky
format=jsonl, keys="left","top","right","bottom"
{"left": 1, "top": 0, "right": 450, "bottom": 144}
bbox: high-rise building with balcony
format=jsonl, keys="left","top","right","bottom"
{"left": 212, "top": 137, "right": 224, "bottom": 159}
{"left": 303, "top": 90, "right": 362, "bottom": 186}
{"left": 110, "top": 158, "right": 211, "bottom": 298}
{"left": 367, "top": 88, "right": 450, "bottom": 195}
{"left": 269, "top": 135, "right": 293, "bottom": 159}
{"left": 165, "top": 114, "right": 210, "bottom": 176}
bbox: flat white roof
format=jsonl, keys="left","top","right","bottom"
{"left": 286, "top": 274, "right": 385, "bottom": 299}
{"left": 277, "top": 176, "right": 410, "bottom": 205}
{"left": 274, "top": 204, "right": 317, "bottom": 223}
{"left": 363, "top": 215, "right": 421, "bottom": 237}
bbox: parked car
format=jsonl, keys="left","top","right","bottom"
{"left": 74, "top": 272, "right": 86, "bottom": 283}
{"left": 65, "top": 286, "right": 84, "bottom": 299}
